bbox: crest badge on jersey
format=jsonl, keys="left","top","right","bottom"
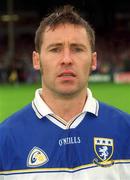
{"left": 94, "top": 137, "right": 114, "bottom": 163}
{"left": 27, "top": 147, "right": 49, "bottom": 167}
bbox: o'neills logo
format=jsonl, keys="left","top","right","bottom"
{"left": 59, "top": 136, "right": 81, "bottom": 146}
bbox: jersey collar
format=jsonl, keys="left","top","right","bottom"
{"left": 32, "top": 88, "right": 99, "bottom": 119}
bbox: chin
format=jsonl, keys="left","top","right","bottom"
{"left": 57, "top": 89, "right": 79, "bottom": 97}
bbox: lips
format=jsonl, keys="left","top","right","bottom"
{"left": 58, "top": 70, "right": 76, "bottom": 77}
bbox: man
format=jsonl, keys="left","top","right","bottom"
{"left": 0, "top": 5, "right": 130, "bottom": 180}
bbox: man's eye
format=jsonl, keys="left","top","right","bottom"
{"left": 50, "top": 48, "right": 61, "bottom": 52}
{"left": 72, "top": 47, "right": 83, "bottom": 52}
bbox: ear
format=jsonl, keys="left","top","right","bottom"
{"left": 32, "top": 51, "right": 40, "bottom": 70}
{"left": 91, "top": 52, "right": 97, "bottom": 71}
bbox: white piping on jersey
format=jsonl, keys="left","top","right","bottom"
{"left": 47, "top": 113, "right": 86, "bottom": 129}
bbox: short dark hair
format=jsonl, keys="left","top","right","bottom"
{"left": 35, "top": 5, "right": 95, "bottom": 52}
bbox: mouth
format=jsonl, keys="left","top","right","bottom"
{"left": 58, "top": 70, "right": 76, "bottom": 77}
{"left": 58, "top": 70, "right": 76, "bottom": 81}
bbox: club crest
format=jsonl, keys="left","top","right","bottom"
{"left": 27, "top": 147, "right": 49, "bottom": 167}
{"left": 94, "top": 137, "right": 114, "bottom": 162}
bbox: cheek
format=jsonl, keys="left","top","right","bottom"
{"left": 41, "top": 62, "right": 55, "bottom": 81}
{"left": 39, "top": 61, "right": 43, "bottom": 75}
{"left": 39, "top": 56, "right": 49, "bottom": 75}
{"left": 82, "top": 61, "right": 92, "bottom": 74}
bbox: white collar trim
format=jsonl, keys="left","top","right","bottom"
{"left": 32, "top": 88, "right": 99, "bottom": 119}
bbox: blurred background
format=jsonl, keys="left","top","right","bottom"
{"left": 0, "top": 0, "right": 130, "bottom": 121}
{"left": 0, "top": 0, "right": 130, "bottom": 84}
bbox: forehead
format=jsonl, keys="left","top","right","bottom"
{"left": 42, "top": 24, "right": 89, "bottom": 45}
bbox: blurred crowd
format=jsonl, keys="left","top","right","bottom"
{"left": 96, "top": 31, "right": 130, "bottom": 75}
{"left": 0, "top": 30, "right": 130, "bottom": 84}
{"left": 0, "top": 34, "right": 40, "bottom": 83}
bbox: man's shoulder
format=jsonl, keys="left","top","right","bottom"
{"left": 0, "top": 103, "right": 33, "bottom": 130}
{"left": 99, "top": 101, "right": 130, "bottom": 120}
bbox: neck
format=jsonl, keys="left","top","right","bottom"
{"left": 41, "top": 88, "right": 87, "bottom": 122}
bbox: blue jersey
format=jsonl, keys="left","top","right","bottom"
{"left": 0, "top": 102, "right": 130, "bottom": 179}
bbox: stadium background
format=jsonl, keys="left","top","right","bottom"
{"left": 0, "top": 0, "right": 130, "bottom": 121}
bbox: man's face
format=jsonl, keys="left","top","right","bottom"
{"left": 33, "top": 24, "right": 97, "bottom": 97}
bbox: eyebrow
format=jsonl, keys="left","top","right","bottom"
{"left": 47, "top": 43, "right": 87, "bottom": 49}
{"left": 70, "top": 43, "right": 87, "bottom": 49}
{"left": 47, "top": 43, "right": 63, "bottom": 49}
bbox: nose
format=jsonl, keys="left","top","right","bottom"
{"left": 61, "top": 48, "right": 73, "bottom": 65}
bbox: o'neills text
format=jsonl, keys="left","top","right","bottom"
{"left": 59, "top": 136, "right": 81, "bottom": 146}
